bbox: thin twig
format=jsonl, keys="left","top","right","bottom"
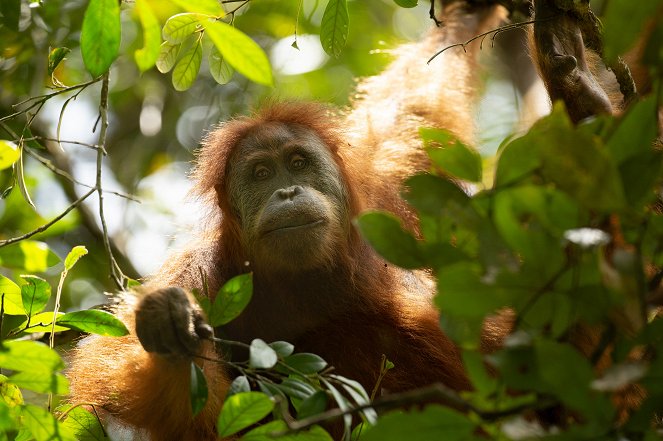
{"left": 0, "top": 188, "right": 95, "bottom": 248}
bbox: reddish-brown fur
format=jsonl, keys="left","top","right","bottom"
{"left": 67, "top": 4, "right": 508, "bottom": 440}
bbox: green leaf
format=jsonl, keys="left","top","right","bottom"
{"left": 421, "top": 128, "right": 482, "bottom": 182}
{"left": 201, "top": 20, "right": 273, "bottom": 86}
{"left": 0, "top": 140, "right": 20, "bottom": 170}
{"left": 10, "top": 372, "right": 69, "bottom": 394}
{"left": 0, "top": 241, "right": 60, "bottom": 272}
{"left": 269, "top": 341, "right": 294, "bottom": 358}
{"left": 603, "top": 1, "right": 663, "bottom": 62}
{"left": 0, "top": 275, "right": 24, "bottom": 316}
{"left": 607, "top": 95, "right": 659, "bottom": 164}
{"left": 170, "top": 0, "right": 223, "bottom": 16}
{"left": 172, "top": 37, "right": 203, "bottom": 91}
{"left": 249, "top": 339, "right": 278, "bottom": 369}
{"left": 227, "top": 375, "right": 250, "bottom": 397}
{"left": 217, "top": 392, "right": 274, "bottom": 438}
{"left": 362, "top": 405, "right": 475, "bottom": 441}
{"left": 0, "top": 374, "right": 24, "bottom": 406}
{"left": 20, "top": 404, "right": 76, "bottom": 441}
{"left": 281, "top": 353, "right": 328, "bottom": 375}
{"left": 163, "top": 13, "right": 202, "bottom": 44}
{"left": 156, "top": 42, "right": 181, "bottom": 73}
{"left": 57, "top": 310, "right": 129, "bottom": 337}
{"left": 355, "top": 211, "right": 425, "bottom": 269}
{"left": 64, "top": 245, "right": 88, "bottom": 271}
{"left": 277, "top": 378, "right": 316, "bottom": 400}
{"left": 320, "top": 379, "right": 351, "bottom": 437}
{"left": 47, "top": 47, "right": 70, "bottom": 76}
{"left": 0, "top": 0, "right": 20, "bottom": 31}
{"left": 242, "top": 420, "right": 333, "bottom": 441}
{"left": 320, "top": 0, "right": 349, "bottom": 57}
{"left": 297, "top": 391, "right": 328, "bottom": 420}
{"left": 394, "top": 0, "right": 418, "bottom": 7}
{"left": 134, "top": 0, "right": 161, "bottom": 72}
{"left": 16, "top": 145, "right": 35, "bottom": 209}
{"left": 494, "top": 134, "right": 541, "bottom": 187}
{"left": 61, "top": 407, "right": 107, "bottom": 441}
{"left": 331, "top": 374, "right": 377, "bottom": 424}
{"left": 16, "top": 312, "right": 67, "bottom": 333}
{"left": 20, "top": 275, "right": 51, "bottom": 316}
{"left": 0, "top": 341, "right": 64, "bottom": 374}
{"left": 404, "top": 174, "right": 474, "bottom": 220}
{"left": 207, "top": 273, "right": 253, "bottom": 327}
{"left": 208, "top": 46, "right": 234, "bottom": 85}
{"left": 80, "top": 0, "right": 121, "bottom": 77}
{"left": 190, "top": 362, "right": 208, "bottom": 417}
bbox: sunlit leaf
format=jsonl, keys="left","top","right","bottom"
{"left": 16, "top": 146, "right": 35, "bottom": 209}
{"left": 0, "top": 340, "right": 64, "bottom": 374}
{"left": 206, "top": 273, "right": 253, "bottom": 327}
{"left": 80, "top": 0, "right": 121, "bottom": 77}
{"left": 0, "top": 275, "right": 24, "bottom": 316}
{"left": 242, "top": 420, "right": 333, "bottom": 440}
{"left": 61, "top": 407, "right": 107, "bottom": 441}
{"left": 355, "top": 211, "right": 425, "bottom": 269}
{"left": 202, "top": 20, "right": 273, "bottom": 86}
{"left": 320, "top": 0, "right": 349, "bottom": 57}
{"left": 421, "top": 128, "right": 482, "bottom": 182}
{"left": 163, "top": 13, "right": 203, "bottom": 44}
{"left": 249, "top": 339, "right": 278, "bottom": 369}
{"left": 156, "top": 42, "right": 180, "bottom": 73}
{"left": 0, "top": 241, "right": 60, "bottom": 272}
{"left": 208, "top": 46, "right": 234, "bottom": 85}
{"left": 170, "top": 0, "right": 223, "bottom": 16}
{"left": 134, "top": 0, "right": 161, "bottom": 72}
{"left": 217, "top": 392, "right": 274, "bottom": 437}
{"left": 64, "top": 245, "right": 88, "bottom": 271}
{"left": 21, "top": 275, "right": 51, "bottom": 316}
{"left": 0, "top": 374, "right": 24, "bottom": 407}
{"left": 47, "top": 47, "right": 70, "bottom": 76}
{"left": 394, "top": 0, "right": 418, "bottom": 7}
{"left": 57, "top": 310, "right": 129, "bottom": 337}
{"left": 190, "top": 362, "right": 208, "bottom": 417}
{"left": 21, "top": 404, "right": 76, "bottom": 441}
{"left": 172, "top": 37, "right": 202, "bottom": 91}
{"left": 10, "top": 372, "right": 69, "bottom": 394}
{"left": 0, "top": 140, "right": 20, "bottom": 170}
{"left": 16, "top": 312, "right": 67, "bottom": 333}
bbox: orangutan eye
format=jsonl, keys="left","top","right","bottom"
{"left": 253, "top": 164, "right": 271, "bottom": 180}
{"left": 290, "top": 154, "right": 308, "bottom": 171}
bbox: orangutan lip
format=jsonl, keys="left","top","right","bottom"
{"left": 264, "top": 219, "right": 324, "bottom": 235}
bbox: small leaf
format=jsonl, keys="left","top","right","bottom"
{"left": 0, "top": 275, "right": 24, "bottom": 316}
{"left": 0, "top": 140, "right": 20, "bottom": 170}
{"left": 249, "top": 339, "right": 278, "bottom": 369}
{"left": 355, "top": 211, "right": 425, "bottom": 269}
{"left": 208, "top": 46, "right": 234, "bottom": 85}
{"left": 156, "top": 42, "right": 181, "bottom": 73}
{"left": 217, "top": 392, "right": 274, "bottom": 438}
{"left": 64, "top": 245, "right": 88, "bottom": 271}
{"left": 163, "top": 13, "right": 202, "bottom": 44}
{"left": 282, "top": 353, "right": 328, "bottom": 375}
{"left": 0, "top": 340, "right": 64, "bottom": 374}
{"left": 227, "top": 375, "right": 250, "bottom": 397}
{"left": 207, "top": 273, "right": 253, "bottom": 327}
{"left": 20, "top": 275, "right": 51, "bottom": 316}
{"left": 421, "top": 128, "right": 482, "bottom": 182}
{"left": 0, "top": 241, "right": 60, "bottom": 272}
{"left": 394, "top": 0, "right": 418, "bottom": 6}
{"left": 134, "top": 0, "right": 161, "bottom": 72}
{"left": 80, "top": 0, "right": 121, "bottom": 77}
{"left": 190, "top": 362, "right": 208, "bottom": 417}
{"left": 16, "top": 147, "right": 35, "bottom": 209}
{"left": 61, "top": 407, "right": 107, "bottom": 441}
{"left": 172, "top": 37, "right": 203, "bottom": 91}
{"left": 10, "top": 372, "right": 69, "bottom": 394}
{"left": 57, "top": 310, "right": 129, "bottom": 337}
{"left": 15, "top": 312, "right": 67, "bottom": 333}
{"left": 269, "top": 341, "right": 294, "bottom": 358}
{"left": 320, "top": 0, "right": 349, "bottom": 58}
{"left": 278, "top": 378, "right": 317, "bottom": 400}
{"left": 47, "top": 47, "right": 70, "bottom": 76}
{"left": 202, "top": 20, "right": 273, "bottom": 86}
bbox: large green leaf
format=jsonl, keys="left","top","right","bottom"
{"left": 57, "top": 310, "right": 129, "bottom": 337}
{"left": 21, "top": 404, "right": 76, "bottom": 441}
{"left": 0, "top": 341, "right": 64, "bottom": 374}
{"left": 320, "top": 0, "right": 349, "bottom": 58}
{"left": 80, "top": 0, "right": 121, "bottom": 77}
{"left": 134, "top": 0, "right": 161, "bottom": 72}
{"left": 421, "top": 128, "right": 482, "bottom": 182}
{"left": 10, "top": 372, "right": 69, "bottom": 395}
{"left": 0, "top": 140, "right": 19, "bottom": 170}
{"left": 163, "top": 13, "right": 202, "bottom": 44}
{"left": 156, "top": 42, "right": 181, "bottom": 73}
{"left": 0, "top": 275, "right": 24, "bottom": 316}
{"left": 355, "top": 211, "right": 425, "bottom": 269}
{"left": 202, "top": 20, "right": 273, "bottom": 86}
{"left": 217, "top": 392, "right": 274, "bottom": 437}
{"left": 61, "top": 407, "right": 107, "bottom": 441}
{"left": 20, "top": 275, "right": 51, "bottom": 316}
{"left": 170, "top": 0, "right": 223, "bottom": 16}
{"left": 0, "top": 241, "right": 60, "bottom": 272}
{"left": 205, "top": 273, "right": 253, "bottom": 327}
